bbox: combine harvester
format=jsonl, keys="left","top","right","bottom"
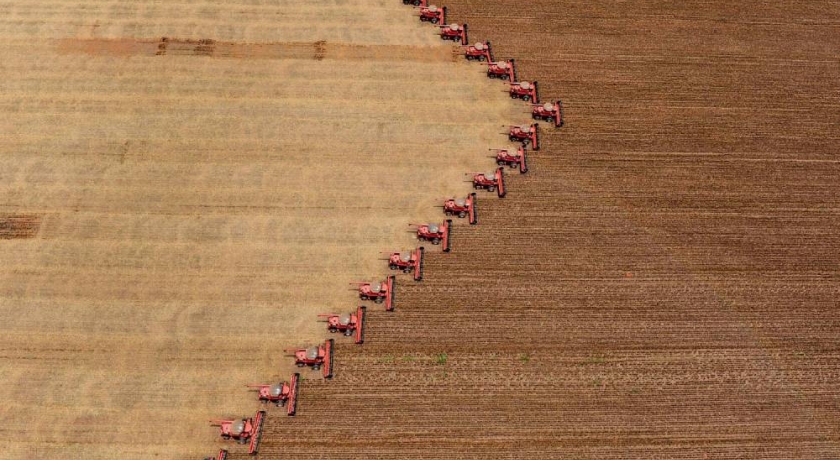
{"left": 246, "top": 373, "right": 300, "bottom": 415}
{"left": 508, "top": 124, "right": 540, "bottom": 150}
{"left": 385, "top": 248, "right": 425, "bottom": 281}
{"left": 491, "top": 146, "right": 528, "bottom": 174}
{"left": 409, "top": 221, "right": 451, "bottom": 252}
{"left": 509, "top": 80, "right": 539, "bottom": 102}
{"left": 441, "top": 194, "right": 477, "bottom": 224}
{"left": 418, "top": 5, "right": 445, "bottom": 24}
{"left": 469, "top": 169, "right": 506, "bottom": 198}
{"left": 439, "top": 23, "right": 468, "bottom": 44}
{"left": 319, "top": 306, "right": 366, "bottom": 344}
{"left": 463, "top": 41, "right": 492, "bottom": 61}
{"left": 209, "top": 411, "right": 265, "bottom": 455}
{"left": 352, "top": 276, "right": 395, "bottom": 311}
{"left": 203, "top": 450, "right": 228, "bottom": 460}
{"left": 285, "top": 339, "right": 334, "bottom": 379}
{"left": 487, "top": 59, "right": 516, "bottom": 80}
{"left": 532, "top": 100, "right": 564, "bottom": 128}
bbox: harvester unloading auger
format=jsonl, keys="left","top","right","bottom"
{"left": 285, "top": 339, "right": 335, "bottom": 379}
{"left": 246, "top": 373, "right": 300, "bottom": 415}
{"left": 384, "top": 247, "right": 425, "bottom": 281}
{"left": 209, "top": 410, "right": 265, "bottom": 455}
{"left": 319, "top": 306, "right": 366, "bottom": 344}
{"left": 441, "top": 193, "right": 477, "bottom": 224}
{"left": 409, "top": 220, "right": 451, "bottom": 252}
{"left": 352, "top": 275, "right": 396, "bottom": 311}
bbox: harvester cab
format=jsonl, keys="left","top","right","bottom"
{"left": 319, "top": 306, "right": 366, "bottom": 344}
{"left": 487, "top": 59, "right": 516, "bottom": 81}
{"left": 386, "top": 247, "right": 425, "bottom": 281}
{"left": 439, "top": 23, "right": 468, "bottom": 45}
{"left": 409, "top": 220, "right": 451, "bottom": 252}
{"left": 209, "top": 410, "right": 265, "bottom": 455}
{"left": 352, "top": 275, "right": 395, "bottom": 311}
{"left": 285, "top": 339, "right": 334, "bottom": 379}
{"left": 509, "top": 80, "right": 539, "bottom": 102}
{"left": 470, "top": 168, "right": 506, "bottom": 198}
{"left": 532, "top": 100, "right": 564, "bottom": 128}
{"left": 246, "top": 373, "right": 300, "bottom": 415}
{"left": 508, "top": 123, "right": 540, "bottom": 150}
{"left": 419, "top": 5, "right": 445, "bottom": 24}
{"left": 492, "top": 146, "right": 528, "bottom": 174}
{"left": 464, "top": 41, "right": 492, "bottom": 61}
{"left": 442, "top": 193, "right": 477, "bottom": 225}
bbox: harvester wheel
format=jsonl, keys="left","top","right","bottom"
{"left": 432, "top": 238, "right": 441, "bottom": 245}
{"left": 360, "top": 295, "right": 369, "bottom": 301}
{"left": 329, "top": 327, "right": 337, "bottom": 333}
{"left": 389, "top": 264, "right": 397, "bottom": 270}
{"left": 431, "top": 18, "right": 438, "bottom": 24}
{"left": 374, "top": 297, "right": 384, "bottom": 304}
{"left": 488, "top": 185, "right": 496, "bottom": 192}
{"left": 509, "top": 163, "right": 517, "bottom": 169}
{"left": 296, "top": 362, "right": 305, "bottom": 367}
{"left": 509, "top": 93, "right": 517, "bottom": 99}
{"left": 344, "top": 330, "right": 353, "bottom": 336}
{"left": 497, "top": 160, "right": 504, "bottom": 166}
{"left": 313, "top": 364, "right": 320, "bottom": 370}
{"left": 458, "top": 211, "right": 466, "bottom": 218}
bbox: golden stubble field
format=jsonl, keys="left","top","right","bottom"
{"left": 0, "top": 1, "right": 521, "bottom": 458}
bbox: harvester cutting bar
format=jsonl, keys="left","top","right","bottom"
{"left": 323, "top": 338, "right": 334, "bottom": 379}
{"left": 248, "top": 410, "right": 265, "bottom": 455}
{"left": 487, "top": 59, "right": 516, "bottom": 81}
{"left": 356, "top": 306, "right": 366, "bottom": 344}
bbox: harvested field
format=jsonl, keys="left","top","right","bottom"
{"left": 231, "top": 1, "right": 840, "bottom": 459}
{"left": 0, "top": 1, "right": 519, "bottom": 459}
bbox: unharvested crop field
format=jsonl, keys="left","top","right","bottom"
{"left": 229, "top": 1, "right": 840, "bottom": 459}
{"left": 0, "top": 1, "right": 520, "bottom": 459}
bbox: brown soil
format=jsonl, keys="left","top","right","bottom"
{"left": 232, "top": 1, "right": 840, "bottom": 459}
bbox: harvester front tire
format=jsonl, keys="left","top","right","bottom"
{"left": 432, "top": 238, "right": 441, "bottom": 245}
{"left": 374, "top": 297, "right": 384, "bottom": 304}
{"left": 488, "top": 186, "right": 496, "bottom": 192}
{"left": 458, "top": 211, "right": 466, "bottom": 218}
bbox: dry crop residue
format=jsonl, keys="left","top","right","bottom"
{"left": 0, "top": 215, "right": 41, "bottom": 239}
{"left": 237, "top": 1, "right": 840, "bottom": 459}
{"left": 0, "top": 1, "right": 521, "bottom": 459}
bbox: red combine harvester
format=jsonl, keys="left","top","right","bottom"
{"left": 508, "top": 124, "right": 540, "bottom": 150}
{"left": 419, "top": 5, "right": 445, "bottom": 24}
{"left": 509, "top": 81, "right": 539, "bottom": 102}
{"left": 403, "top": 0, "right": 429, "bottom": 5}
{"left": 409, "top": 220, "right": 451, "bottom": 252}
{"left": 491, "top": 146, "right": 528, "bottom": 173}
{"left": 209, "top": 411, "right": 265, "bottom": 455}
{"left": 246, "top": 373, "right": 300, "bottom": 415}
{"left": 443, "top": 193, "right": 477, "bottom": 225}
{"left": 285, "top": 339, "right": 334, "bottom": 379}
{"left": 470, "top": 168, "right": 506, "bottom": 198}
{"left": 439, "top": 23, "right": 467, "bottom": 44}
{"left": 463, "top": 41, "right": 492, "bottom": 61}
{"left": 203, "top": 450, "right": 228, "bottom": 460}
{"left": 352, "top": 276, "right": 395, "bottom": 311}
{"left": 386, "top": 247, "right": 425, "bottom": 281}
{"left": 319, "top": 306, "right": 366, "bottom": 344}
{"left": 487, "top": 59, "right": 516, "bottom": 80}
{"left": 532, "top": 100, "right": 564, "bottom": 128}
